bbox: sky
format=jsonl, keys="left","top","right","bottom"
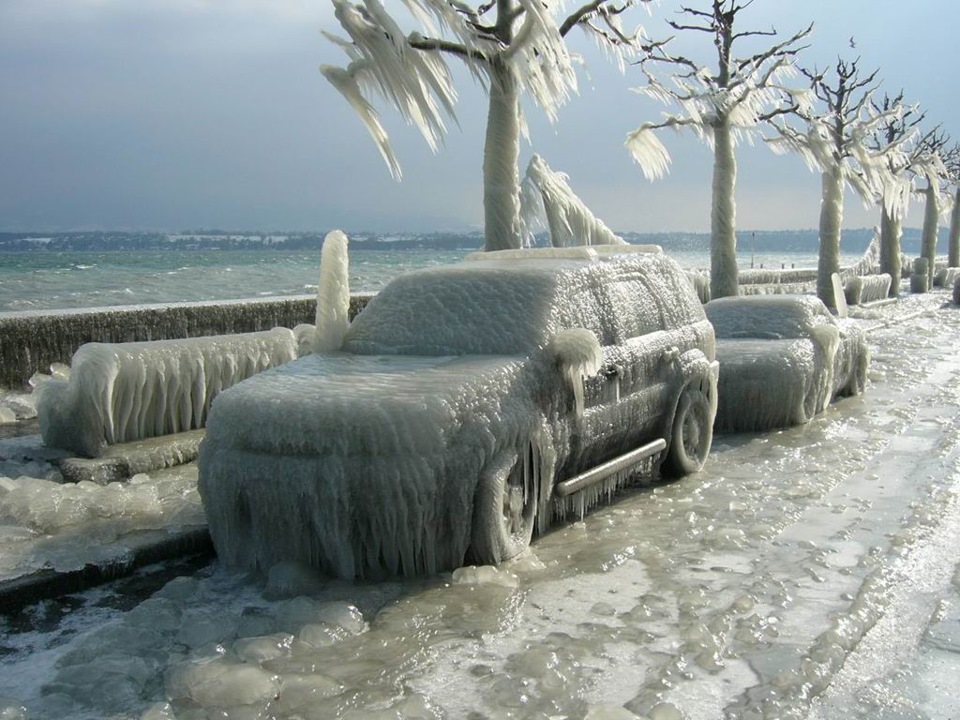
{"left": 1, "top": 0, "right": 958, "bottom": 235}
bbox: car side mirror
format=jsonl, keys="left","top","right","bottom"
{"left": 546, "top": 328, "right": 602, "bottom": 418}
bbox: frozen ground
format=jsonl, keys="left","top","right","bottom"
{"left": 1, "top": 290, "right": 959, "bottom": 719}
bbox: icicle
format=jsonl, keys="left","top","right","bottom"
{"left": 546, "top": 328, "right": 602, "bottom": 418}
{"left": 314, "top": 230, "right": 351, "bottom": 354}
{"left": 625, "top": 125, "right": 672, "bottom": 181}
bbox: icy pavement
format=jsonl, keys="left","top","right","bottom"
{"left": 0, "top": 291, "right": 959, "bottom": 719}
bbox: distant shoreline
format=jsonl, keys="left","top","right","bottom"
{"left": 0, "top": 227, "right": 938, "bottom": 256}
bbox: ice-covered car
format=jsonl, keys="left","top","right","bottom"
{"left": 705, "top": 294, "right": 869, "bottom": 433}
{"left": 199, "top": 248, "right": 718, "bottom": 578}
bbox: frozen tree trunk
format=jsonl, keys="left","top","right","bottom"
{"left": 880, "top": 203, "right": 902, "bottom": 298}
{"left": 920, "top": 182, "right": 939, "bottom": 287}
{"left": 483, "top": 61, "right": 522, "bottom": 251}
{"left": 711, "top": 120, "right": 739, "bottom": 298}
{"left": 949, "top": 186, "right": 960, "bottom": 268}
{"left": 818, "top": 164, "right": 844, "bottom": 309}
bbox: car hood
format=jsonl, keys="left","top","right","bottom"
{"left": 205, "top": 352, "right": 534, "bottom": 458}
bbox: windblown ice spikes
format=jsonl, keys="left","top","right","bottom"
{"left": 520, "top": 154, "right": 627, "bottom": 247}
{"left": 321, "top": 0, "right": 460, "bottom": 180}
{"left": 625, "top": 125, "right": 672, "bottom": 181}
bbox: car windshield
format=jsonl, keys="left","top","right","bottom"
{"left": 343, "top": 261, "right": 602, "bottom": 357}
{"left": 706, "top": 295, "right": 835, "bottom": 339}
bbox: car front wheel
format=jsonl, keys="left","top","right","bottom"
{"left": 470, "top": 445, "right": 539, "bottom": 566}
{"left": 663, "top": 384, "right": 713, "bottom": 477}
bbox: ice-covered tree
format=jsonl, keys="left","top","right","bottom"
{"left": 769, "top": 58, "right": 902, "bottom": 309}
{"left": 625, "top": 0, "right": 811, "bottom": 298}
{"left": 321, "top": 0, "right": 649, "bottom": 251}
{"left": 867, "top": 92, "right": 927, "bottom": 297}
{"left": 944, "top": 144, "right": 960, "bottom": 268}
{"left": 914, "top": 129, "right": 950, "bottom": 286}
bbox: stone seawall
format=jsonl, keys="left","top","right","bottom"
{"left": 0, "top": 293, "right": 374, "bottom": 390}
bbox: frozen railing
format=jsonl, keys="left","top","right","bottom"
{"left": 38, "top": 328, "right": 306, "bottom": 457}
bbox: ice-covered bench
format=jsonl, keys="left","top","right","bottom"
{"left": 38, "top": 327, "right": 306, "bottom": 457}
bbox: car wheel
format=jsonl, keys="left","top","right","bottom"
{"left": 471, "top": 446, "right": 539, "bottom": 565}
{"left": 663, "top": 385, "right": 712, "bottom": 477}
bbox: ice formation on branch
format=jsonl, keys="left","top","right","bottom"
{"left": 313, "top": 230, "right": 351, "bottom": 353}
{"left": 320, "top": 0, "right": 649, "bottom": 251}
{"left": 520, "top": 154, "right": 627, "bottom": 247}
{"left": 38, "top": 329, "right": 301, "bottom": 457}
{"left": 625, "top": 2, "right": 812, "bottom": 298}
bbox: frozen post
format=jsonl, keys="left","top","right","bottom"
{"left": 313, "top": 230, "right": 350, "bottom": 354}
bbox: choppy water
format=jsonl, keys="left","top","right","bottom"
{"left": 0, "top": 249, "right": 863, "bottom": 312}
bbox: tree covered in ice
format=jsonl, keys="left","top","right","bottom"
{"left": 944, "top": 144, "right": 960, "bottom": 268}
{"left": 914, "top": 128, "right": 951, "bottom": 287}
{"left": 768, "top": 58, "right": 903, "bottom": 309}
{"left": 321, "top": 0, "right": 650, "bottom": 251}
{"left": 865, "top": 92, "right": 938, "bottom": 296}
{"left": 625, "top": 0, "right": 811, "bottom": 299}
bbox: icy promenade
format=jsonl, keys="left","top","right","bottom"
{"left": 0, "top": 289, "right": 959, "bottom": 718}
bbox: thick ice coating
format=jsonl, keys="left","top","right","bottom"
{"left": 706, "top": 295, "right": 868, "bottom": 432}
{"left": 38, "top": 328, "right": 301, "bottom": 457}
{"left": 199, "top": 251, "right": 717, "bottom": 579}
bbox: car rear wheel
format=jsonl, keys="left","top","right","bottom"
{"left": 471, "top": 445, "right": 539, "bottom": 565}
{"left": 663, "top": 385, "right": 712, "bottom": 477}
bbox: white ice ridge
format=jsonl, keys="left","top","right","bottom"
{"left": 313, "top": 229, "right": 350, "bottom": 354}
{"left": 520, "top": 154, "right": 627, "bottom": 248}
{"left": 38, "top": 328, "right": 302, "bottom": 457}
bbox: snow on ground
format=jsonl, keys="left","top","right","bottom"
{"left": 0, "top": 289, "right": 959, "bottom": 719}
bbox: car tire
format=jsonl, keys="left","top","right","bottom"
{"left": 663, "top": 385, "right": 712, "bottom": 477}
{"left": 471, "top": 446, "right": 539, "bottom": 566}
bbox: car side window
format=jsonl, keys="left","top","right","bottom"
{"left": 600, "top": 276, "right": 665, "bottom": 342}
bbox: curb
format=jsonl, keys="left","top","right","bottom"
{"left": 0, "top": 526, "right": 214, "bottom": 615}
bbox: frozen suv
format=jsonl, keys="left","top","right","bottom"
{"left": 199, "top": 247, "right": 718, "bottom": 578}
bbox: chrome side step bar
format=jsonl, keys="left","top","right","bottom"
{"left": 554, "top": 438, "right": 667, "bottom": 498}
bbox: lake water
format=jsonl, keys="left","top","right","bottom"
{"left": 0, "top": 248, "right": 865, "bottom": 313}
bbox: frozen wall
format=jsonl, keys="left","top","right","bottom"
{"left": 0, "top": 294, "right": 373, "bottom": 390}
{"left": 38, "top": 329, "right": 303, "bottom": 458}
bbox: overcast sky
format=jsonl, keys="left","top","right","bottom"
{"left": 1, "top": 1, "right": 957, "bottom": 234}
